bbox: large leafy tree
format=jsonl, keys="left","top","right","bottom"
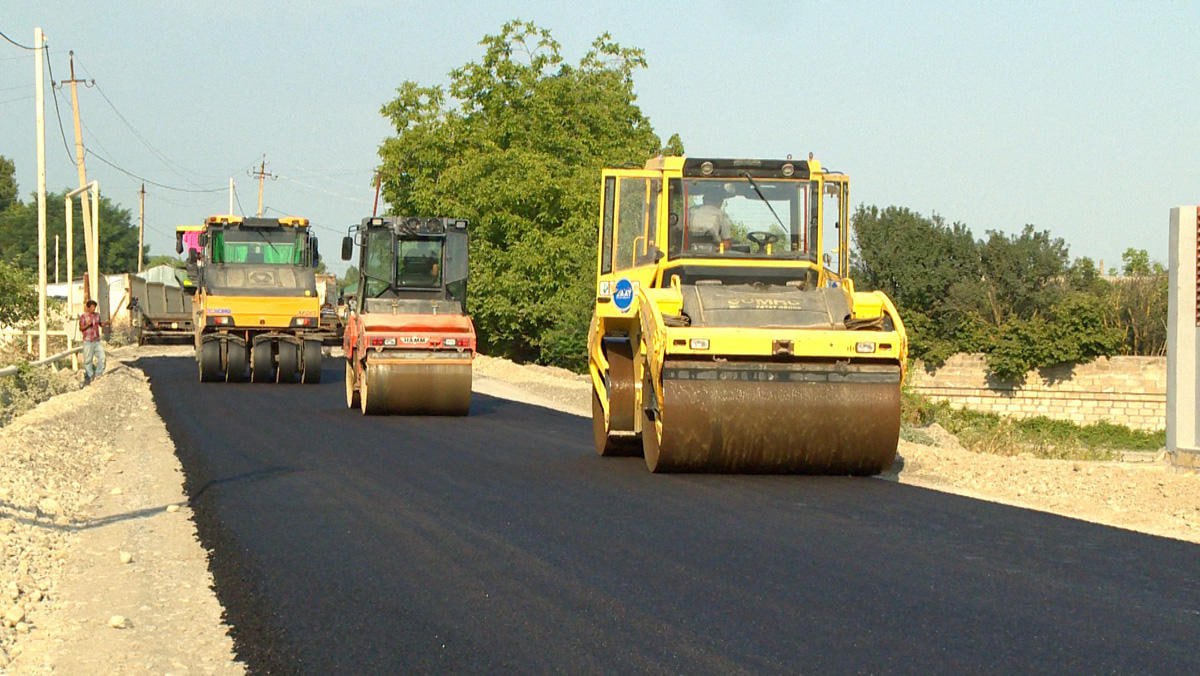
{"left": 0, "top": 155, "right": 16, "bottom": 212}
{"left": 377, "top": 20, "right": 670, "bottom": 368}
{"left": 0, "top": 259, "right": 36, "bottom": 325}
{"left": 852, "top": 205, "right": 980, "bottom": 364}
{"left": 1112, "top": 248, "right": 1167, "bottom": 356}
{"left": 853, "top": 206, "right": 1124, "bottom": 380}
{"left": 0, "top": 187, "right": 143, "bottom": 278}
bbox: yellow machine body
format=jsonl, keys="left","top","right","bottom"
{"left": 193, "top": 215, "right": 325, "bottom": 383}
{"left": 588, "top": 156, "right": 908, "bottom": 473}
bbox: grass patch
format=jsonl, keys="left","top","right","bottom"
{"left": 900, "top": 388, "right": 1163, "bottom": 461}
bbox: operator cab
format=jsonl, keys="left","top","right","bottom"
{"left": 342, "top": 216, "right": 470, "bottom": 312}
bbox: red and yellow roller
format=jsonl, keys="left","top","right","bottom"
{"left": 341, "top": 216, "right": 475, "bottom": 415}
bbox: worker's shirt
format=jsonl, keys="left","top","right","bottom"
{"left": 688, "top": 205, "right": 733, "bottom": 243}
{"left": 79, "top": 311, "right": 102, "bottom": 343}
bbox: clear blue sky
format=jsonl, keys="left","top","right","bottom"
{"left": 3, "top": 1, "right": 1198, "bottom": 276}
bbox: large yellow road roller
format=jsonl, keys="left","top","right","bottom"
{"left": 589, "top": 156, "right": 908, "bottom": 474}
{"left": 192, "top": 215, "right": 324, "bottom": 383}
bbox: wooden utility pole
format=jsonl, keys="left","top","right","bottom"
{"left": 137, "top": 183, "right": 145, "bottom": 272}
{"left": 372, "top": 171, "right": 382, "bottom": 217}
{"left": 251, "top": 155, "right": 275, "bottom": 217}
{"left": 34, "top": 27, "right": 47, "bottom": 360}
{"left": 64, "top": 51, "right": 99, "bottom": 303}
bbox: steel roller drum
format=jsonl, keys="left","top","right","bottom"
{"left": 644, "top": 360, "right": 902, "bottom": 474}
{"left": 360, "top": 357, "right": 472, "bottom": 415}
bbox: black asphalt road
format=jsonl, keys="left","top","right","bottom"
{"left": 138, "top": 356, "right": 1200, "bottom": 674}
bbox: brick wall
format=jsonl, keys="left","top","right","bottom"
{"left": 906, "top": 354, "right": 1166, "bottom": 432}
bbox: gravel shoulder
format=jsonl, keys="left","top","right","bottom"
{"left": 1, "top": 348, "right": 1197, "bottom": 672}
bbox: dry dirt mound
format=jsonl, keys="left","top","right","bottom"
{"left": 0, "top": 348, "right": 240, "bottom": 673}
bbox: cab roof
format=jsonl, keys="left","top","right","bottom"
{"left": 204, "top": 215, "right": 309, "bottom": 228}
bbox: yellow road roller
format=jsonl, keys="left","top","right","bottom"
{"left": 588, "top": 156, "right": 908, "bottom": 474}
{"left": 193, "top": 215, "right": 324, "bottom": 383}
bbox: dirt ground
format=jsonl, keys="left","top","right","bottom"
{"left": 0, "top": 348, "right": 1196, "bottom": 673}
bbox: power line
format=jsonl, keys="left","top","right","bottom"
{"left": 263, "top": 206, "right": 345, "bottom": 235}
{"left": 43, "top": 49, "right": 77, "bottom": 164}
{"left": 86, "top": 148, "right": 226, "bottom": 193}
{"left": 0, "top": 28, "right": 37, "bottom": 50}
{"left": 233, "top": 183, "right": 246, "bottom": 216}
{"left": 74, "top": 55, "right": 220, "bottom": 188}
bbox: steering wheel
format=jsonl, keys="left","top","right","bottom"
{"left": 746, "top": 231, "right": 780, "bottom": 252}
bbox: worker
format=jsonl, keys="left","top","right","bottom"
{"left": 78, "top": 299, "right": 106, "bottom": 385}
{"left": 688, "top": 192, "right": 733, "bottom": 249}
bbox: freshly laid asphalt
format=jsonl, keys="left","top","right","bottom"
{"left": 138, "top": 356, "right": 1200, "bottom": 674}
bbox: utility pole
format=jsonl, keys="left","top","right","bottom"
{"left": 250, "top": 155, "right": 275, "bottom": 217}
{"left": 137, "top": 183, "right": 145, "bottom": 272}
{"left": 372, "top": 171, "right": 382, "bottom": 217}
{"left": 228, "top": 177, "right": 234, "bottom": 215}
{"left": 63, "top": 51, "right": 99, "bottom": 303}
{"left": 34, "top": 28, "right": 47, "bottom": 360}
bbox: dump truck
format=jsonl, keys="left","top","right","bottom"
{"left": 129, "top": 273, "right": 193, "bottom": 345}
{"left": 314, "top": 272, "right": 344, "bottom": 345}
{"left": 192, "top": 214, "right": 324, "bottom": 383}
{"left": 128, "top": 225, "right": 204, "bottom": 345}
{"left": 341, "top": 216, "right": 475, "bottom": 415}
{"left": 589, "top": 155, "right": 908, "bottom": 474}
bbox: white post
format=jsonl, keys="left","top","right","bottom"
{"left": 229, "top": 177, "right": 234, "bottom": 215}
{"left": 55, "top": 234, "right": 59, "bottom": 284}
{"left": 34, "top": 27, "right": 48, "bottom": 360}
{"left": 1167, "top": 205, "right": 1200, "bottom": 471}
{"left": 137, "top": 183, "right": 145, "bottom": 272}
{"left": 65, "top": 195, "right": 74, "bottom": 360}
{"left": 89, "top": 181, "right": 99, "bottom": 303}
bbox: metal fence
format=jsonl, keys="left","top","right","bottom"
{"left": 0, "top": 346, "right": 83, "bottom": 378}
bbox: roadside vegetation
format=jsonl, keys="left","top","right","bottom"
{"left": 901, "top": 389, "right": 1164, "bottom": 461}
{"left": 0, "top": 341, "right": 78, "bottom": 427}
{"left": 853, "top": 207, "right": 1167, "bottom": 383}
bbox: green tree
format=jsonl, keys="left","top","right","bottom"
{"left": 144, "top": 254, "right": 185, "bottom": 269}
{"left": 1121, "top": 247, "right": 1153, "bottom": 276}
{"left": 0, "top": 189, "right": 143, "bottom": 277}
{"left": 0, "top": 259, "right": 36, "bottom": 325}
{"left": 0, "top": 155, "right": 16, "bottom": 213}
{"left": 854, "top": 206, "right": 1126, "bottom": 380}
{"left": 949, "top": 225, "right": 1071, "bottom": 327}
{"left": 377, "top": 20, "right": 669, "bottom": 368}
{"left": 851, "top": 205, "right": 979, "bottom": 364}
{"left": 1111, "top": 248, "right": 1167, "bottom": 355}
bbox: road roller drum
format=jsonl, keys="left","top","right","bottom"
{"left": 359, "top": 357, "right": 472, "bottom": 415}
{"left": 642, "top": 360, "right": 901, "bottom": 474}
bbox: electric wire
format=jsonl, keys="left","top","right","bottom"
{"left": 86, "top": 148, "right": 226, "bottom": 193}
{"left": 43, "top": 49, "right": 77, "bottom": 164}
{"left": 0, "top": 29, "right": 36, "bottom": 50}
{"left": 263, "top": 206, "right": 345, "bottom": 235}
{"left": 233, "top": 184, "right": 246, "bottom": 217}
{"left": 75, "top": 55, "right": 220, "bottom": 188}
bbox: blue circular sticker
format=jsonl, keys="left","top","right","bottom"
{"left": 613, "top": 278, "right": 634, "bottom": 312}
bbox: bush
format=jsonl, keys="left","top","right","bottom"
{"left": 0, "top": 359, "right": 78, "bottom": 427}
